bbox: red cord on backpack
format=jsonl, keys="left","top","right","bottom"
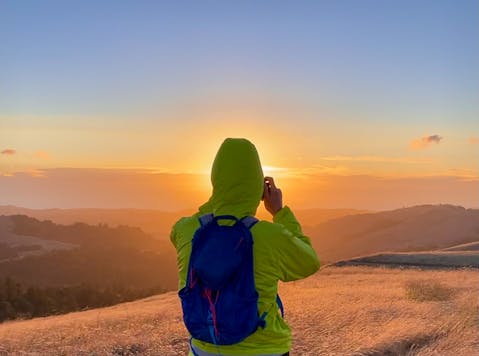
{"left": 204, "top": 288, "right": 220, "bottom": 337}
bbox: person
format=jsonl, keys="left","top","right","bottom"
{"left": 170, "top": 138, "right": 320, "bottom": 356}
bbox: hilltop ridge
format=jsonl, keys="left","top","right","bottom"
{"left": 307, "top": 204, "right": 479, "bottom": 262}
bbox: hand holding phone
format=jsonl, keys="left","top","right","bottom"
{"left": 263, "top": 176, "right": 283, "bottom": 216}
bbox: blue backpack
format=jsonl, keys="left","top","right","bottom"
{"left": 179, "top": 214, "right": 283, "bottom": 347}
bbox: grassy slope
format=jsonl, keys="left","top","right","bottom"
{"left": 0, "top": 267, "right": 477, "bottom": 355}
{"left": 442, "top": 241, "right": 479, "bottom": 251}
{"left": 335, "top": 251, "right": 479, "bottom": 269}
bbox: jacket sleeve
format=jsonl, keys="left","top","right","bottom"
{"left": 272, "top": 206, "right": 320, "bottom": 281}
{"left": 170, "top": 221, "right": 179, "bottom": 248}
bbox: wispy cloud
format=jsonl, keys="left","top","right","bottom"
{"left": 3, "top": 170, "right": 47, "bottom": 178}
{"left": 468, "top": 137, "right": 479, "bottom": 145}
{"left": 448, "top": 168, "right": 479, "bottom": 182}
{"left": 409, "top": 135, "right": 443, "bottom": 150}
{"left": 1, "top": 148, "right": 16, "bottom": 155}
{"left": 320, "top": 156, "right": 433, "bottom": 164}
{"left": 27, "top": 169, "right": 47, "bottom": 178}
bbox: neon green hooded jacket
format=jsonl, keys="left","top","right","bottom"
{"left": 170, "top": 138, "right": 320, "bottom": 355}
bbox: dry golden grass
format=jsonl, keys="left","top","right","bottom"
{"left": 0, "top": 266, "right": 477, "bottom": 356}
{"left": 404, "top": 280, "right": 455, "bottom": 302}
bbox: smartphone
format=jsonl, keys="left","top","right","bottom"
{"left": 264, "top": 178, "right": 272, "bottom": 190}
{"left": 262, "top": 178, "right": 271, "bottom": 201}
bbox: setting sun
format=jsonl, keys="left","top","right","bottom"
{"left": 0, "top": 1, "right": 477, "bottom": 211}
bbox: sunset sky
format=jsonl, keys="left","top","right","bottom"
{"left": 1, "top": 0, "right": 478, "bottom": 210}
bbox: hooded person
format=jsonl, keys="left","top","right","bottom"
{"left": 170, "top": 138, "right": 320, "bottom": 356}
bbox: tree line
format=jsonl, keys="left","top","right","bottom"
{"left": 0, "top": 243, "right": 41, "bottom": 260}
{"left": 0, "top": 215, "right": 178, "bottom": 322}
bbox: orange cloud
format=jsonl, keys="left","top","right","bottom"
{"left": 409, "top": 135, "right": 442, "bottom": 150}
{"left": 468, "top": 137, "right": 479, "bottom": 145}
{"left": 34, "top": 150, "right": 50, "bottom": 159}
{"left": 1, "top": 148, "right": 16, "bottom": 155}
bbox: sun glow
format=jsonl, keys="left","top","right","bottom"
{"left": 262, "top": 165, "right": 289, "bottom": 177}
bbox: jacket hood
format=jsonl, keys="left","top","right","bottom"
{"left": 198, "top": 138, "right": 264, "bottom": 217}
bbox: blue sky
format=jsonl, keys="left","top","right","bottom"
{"left": 1, "top": 0, "right": 478, "bottom": 209}
{"left": 2, "top": 0, "right": 478, "bottom": 123}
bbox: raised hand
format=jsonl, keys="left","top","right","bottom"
{"left": 263, "top": 176, "right": 283, "bottom": 216}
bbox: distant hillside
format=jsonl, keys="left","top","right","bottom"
{"left": 307, "top": 204, "right": 479, "bottom": 263}
{"left": 0, "top": 216, "right": 76, "bottom": 261}
{"left": 278, "top": 208, "right": 369, "bottom": 228}
{"left": 332, "top": 240, "right": 479, "bottom": 269}
{"left": 0, "top": 206, "right": 193, "bottom": 239}
{"left": 0, "top": 205, "right": 366, "bottom": 239}
{"left": 3, "top": 204, "right": 477, "bottom": 267}
{"left": 4, "top": 204, "right": 477, "bottom": 287}
{"left": 0, "top": 215, "right": 177, "bottom": 290}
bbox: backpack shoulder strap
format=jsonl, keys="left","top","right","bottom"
{"left": 198, "top": 213, "right": 214, "bottom": 226}
{"left": 240, "top": 216, "right": 259, "bottom": 229}
{"left": 276, "top": 294, "right": 284, "bottom": 318}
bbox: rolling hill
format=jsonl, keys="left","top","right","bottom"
{"left": 0, "top": 205, "right": 367, "bottom": 239}
{"left": 0, "top": 215, "right": 178, "bottom": 290}
{"left": 306, "top": 204, "right": 479, "bottom": 263}
{"left": 0, "top": 215, "right": 76, "bottom": 261}
{"left": 2, "top": 204, "right": 478, "bottom": 288}
{"left": 0, "top": 206, "right": 193, "bottom": 239}
{"left": 333, "top": 240, "right": 479, "bottom": 269}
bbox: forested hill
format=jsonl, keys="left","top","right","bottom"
{"left": 0, "top": 215, "right": 178, "bottom": 321}
{"left": 0, "top": 215, "right": 178, "bottom": 289}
